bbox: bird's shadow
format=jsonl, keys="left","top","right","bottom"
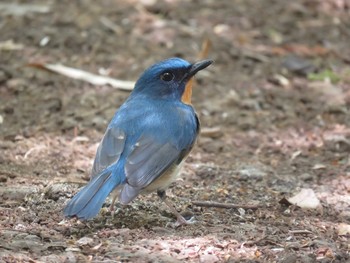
{"left": 62, "top": 202, "right": 178, "bottom": 238}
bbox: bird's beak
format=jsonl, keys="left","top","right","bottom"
{"left": 183, "top": 59, "right": 213, "bottom": 82}
{"left": 181, "top": 59, "right": 212, "bottom": 105}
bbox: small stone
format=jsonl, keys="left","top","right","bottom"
{"left": 238, "top": 166, "right": 267, "bottom": 180}
{"left": 44, "top": 183, "right": 72, "bottom": 201}
{"left": 299, "top": 173, "right": 313, "bottom": 181}
{"left": 282, "top": 55, "right": 316, "bottom": 76}
{"left": 6, "top": 78, "right": 26, "bottom": 89}
{"left": 199, "top": 253, "right": 219, "bottom": 263}
{"left": 280, "top": 253, "right": 298, "bottom": 263}
{"left": 0, "top": 186, "right": 38, "bottom": 201}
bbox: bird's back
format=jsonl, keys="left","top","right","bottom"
{"left": 109, "top": 97, "right": 198, "bottom": 157}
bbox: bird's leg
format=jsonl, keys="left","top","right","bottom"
{"left": 157, "top": 190, "right": 195, "bottom": 226}
{"left": 109, "top": 186, "right": 122, "bottom": 212}
{"left": 109, "top": 194, "right": 118, "bottom": 212}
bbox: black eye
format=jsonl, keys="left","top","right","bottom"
{"left": 160, "top": 72, "right": 174, "bottom": 82}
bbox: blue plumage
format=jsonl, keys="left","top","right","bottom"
{"left": 64, "top": 58, "right": 212, "bottom": 221}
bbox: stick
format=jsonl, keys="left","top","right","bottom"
{"left": 192, "top": 201, "right": 261, "bottom": 210}
{"left": 27, "top": 63, "right": 135, "bottom": 91}
{"left": 242, "top": 231, "right": 267, "bottom": 247}
{"left": 289, "top": 230, "right": 313, "bottom": 235}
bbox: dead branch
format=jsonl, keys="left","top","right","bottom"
{"left": 289, "top": 229, "right": 313, "bottom": 235}
{"left": 192, "top": 201, "right": 261, "bottom": 210}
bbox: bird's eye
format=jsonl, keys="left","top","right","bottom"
{"left": 160, "top": 72, "right": 174, "bottom": 82}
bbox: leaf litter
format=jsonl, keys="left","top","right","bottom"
{"left": 1, "top": 0, "right": 350, "bottom": 262}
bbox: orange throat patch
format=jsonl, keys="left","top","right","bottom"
{"left": 181, "top": 78, "right": 194, "bottom": 105}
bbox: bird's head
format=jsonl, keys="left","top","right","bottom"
{"left": 132, "top": 58, "right": 212, "bottom": 105}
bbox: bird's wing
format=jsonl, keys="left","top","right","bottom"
{"left": 91, "top": 126, "right": 126, "bottom": 177}
{"left": 124, "top": 134, "right": 188, "bottom": 188}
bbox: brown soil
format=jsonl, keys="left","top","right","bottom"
{"left": 0, "top": 0, "right": 349, "bottom": 262}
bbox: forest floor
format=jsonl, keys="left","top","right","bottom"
{"left": 0, "top": 0, "right": 349, "bottom": 262}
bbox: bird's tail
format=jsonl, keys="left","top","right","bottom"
{"left": 64, "top": 167, "right": 122, "bottom": 220}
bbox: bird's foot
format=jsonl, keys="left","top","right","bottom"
{"left": 157, "top": 190, "right": 196, "bottom": 228}
{"left": 167, "top": 214, "right": 196, "bottom": 228}
{"left": 176, "top": 214, "right": 196, "bottom": 226}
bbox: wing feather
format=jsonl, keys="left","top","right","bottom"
{"left": 91, "top": 127, "right": 126, "bottom": 177}
{"left": 125, "top": 135, "right": 181, "bottom": 188}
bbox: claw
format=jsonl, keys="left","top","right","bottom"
{"left": 157, "top": 190, "right": 195, "bottom": 227}
{"left": 176, "top": 215, "right": 196, "bottom": 226}
{"left": 166, "top": 215, "right": 196, "bottom": 228}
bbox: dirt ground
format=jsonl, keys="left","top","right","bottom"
{"left": 1, "top": 0, "right": 350, "bottom": 262}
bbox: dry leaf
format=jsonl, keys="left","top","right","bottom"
{"left": 76, "top": 237, "right": 94, "bottom": 246}
{"left": 337, "top": 223, "right": 350, "bottom": 236}
{"left": 0, "top": 40, "right": 24, "bottom": 50}
{"left": 308, "top": 81, "right": 345, "bottom": 107}
{"left": 312, "top": 164, "right": 327, "bottom": 170}
{"left": 287, "top": 188, "right": 321, "bottom": 209}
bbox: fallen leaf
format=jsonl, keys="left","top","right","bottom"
{"left": 76, "top": 237, "right": 94, "bottom": 246}
{"left": 337, "top": 223, "right": 350, "bottom": 236}
{"left": 308, "top": 69, "right": 341, "bottom": 83}
{"left": 199, "top": 253, "right": 219, "bottom": 263}
{"left": 198, "top": 38, "right": 212, "bottom": 60}
{"left": 91, "top": 243, "right": 103, "bottom": 251}
{"left": 287, "top": 188, "right": 321, "bottom": 209}
{"left": 308, "top": 81, "right": 345, "bottom": 107}
{"left": 0, "top": 40, "right": 24, "bottom": 51}
{"left": 291, "top": 150, "right": 302, "bottom": 160}
{"left": 269, "top": 74, "right": 290, "bottom": 87}
{"left": 312, "top": 163, "right": 327, "bottom": 170}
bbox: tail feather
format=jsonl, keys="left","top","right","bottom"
{"left": 64, "top": 167, "right": 122, "bottom": 220}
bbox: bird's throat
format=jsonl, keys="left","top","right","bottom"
{"left": 181, "top": 78, "right": 193, "bottom": 105}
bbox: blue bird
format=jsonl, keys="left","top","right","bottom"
{"left": 64, "top": 57, "right": 212, "bottom": 225}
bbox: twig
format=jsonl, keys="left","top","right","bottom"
{"left": 27, "top": 63, "right": 135, "bottom": 91}
{"left": 100, "top": 16, "right": 123, "bottom": 35}
{"left": 192, "top": 201, "right": 261, "bottom": 210}
{"left": 242, "top": 231, "right": 267, "bottom": 247}
{"left": 289, "top": 229, "right": 313, "bottom": 235}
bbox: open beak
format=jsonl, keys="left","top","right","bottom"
{"left": 182, "top": 59, "right": 213, "bottom": 82}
